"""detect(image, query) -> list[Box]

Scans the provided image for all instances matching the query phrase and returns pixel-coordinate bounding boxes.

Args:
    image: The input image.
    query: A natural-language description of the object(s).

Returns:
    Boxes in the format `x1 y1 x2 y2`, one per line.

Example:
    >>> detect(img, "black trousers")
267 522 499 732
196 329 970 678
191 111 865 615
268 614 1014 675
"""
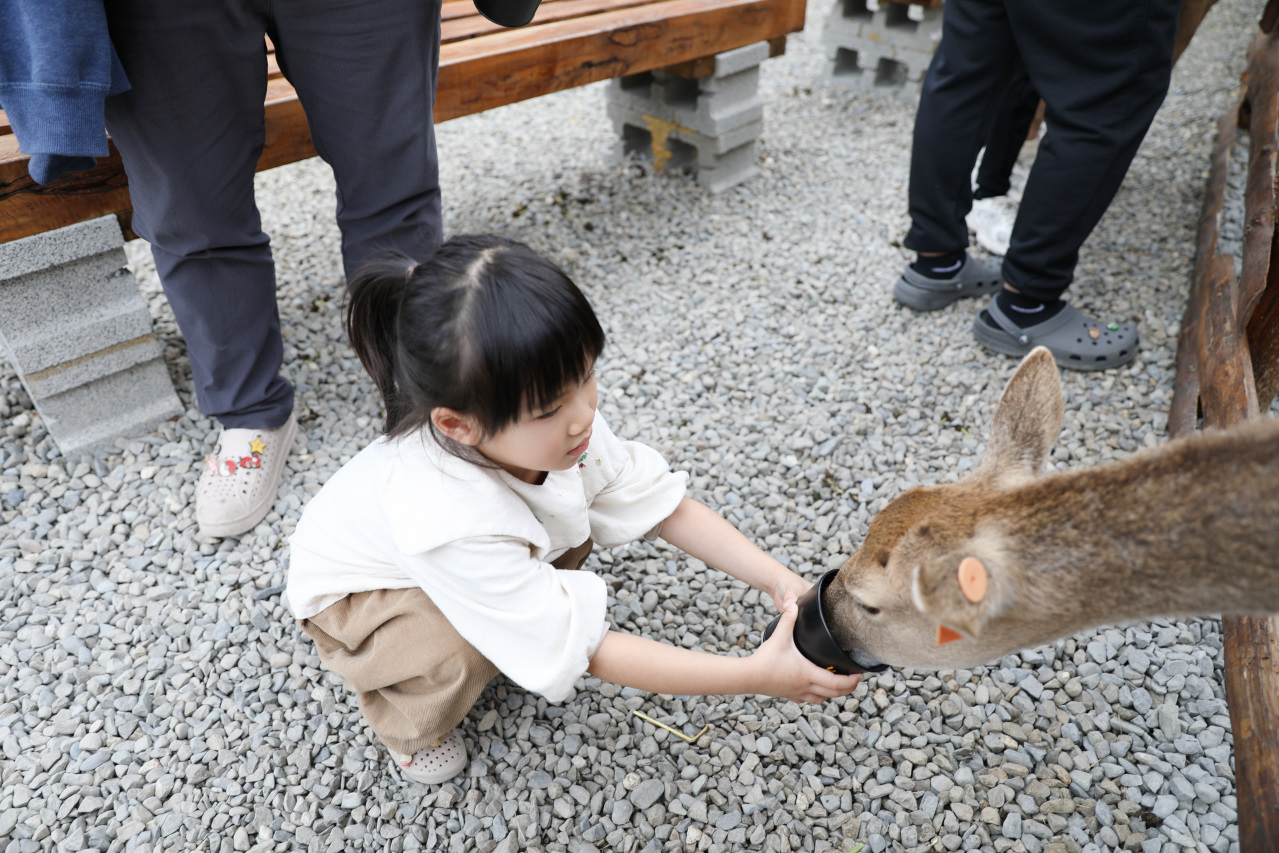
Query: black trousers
973 59 1037 201
104 0 444 428
904 0 1183 302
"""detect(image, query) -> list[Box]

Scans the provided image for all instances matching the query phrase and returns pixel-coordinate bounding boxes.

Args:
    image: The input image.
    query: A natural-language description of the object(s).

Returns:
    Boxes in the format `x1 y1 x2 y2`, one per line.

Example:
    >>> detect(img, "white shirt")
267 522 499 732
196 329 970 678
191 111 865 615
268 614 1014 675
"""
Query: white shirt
287 411 687 701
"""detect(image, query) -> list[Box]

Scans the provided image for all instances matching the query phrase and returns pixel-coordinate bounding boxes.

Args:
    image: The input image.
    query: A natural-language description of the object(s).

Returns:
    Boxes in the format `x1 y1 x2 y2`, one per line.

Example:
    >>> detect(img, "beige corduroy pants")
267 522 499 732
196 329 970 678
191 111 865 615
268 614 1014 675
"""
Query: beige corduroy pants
301 539 593 755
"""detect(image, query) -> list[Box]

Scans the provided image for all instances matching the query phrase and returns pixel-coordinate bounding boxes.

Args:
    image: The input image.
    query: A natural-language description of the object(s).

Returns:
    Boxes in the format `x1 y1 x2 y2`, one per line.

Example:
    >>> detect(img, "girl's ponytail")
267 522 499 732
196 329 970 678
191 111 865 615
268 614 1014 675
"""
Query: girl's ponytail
345 255 415 433
346 234 605 452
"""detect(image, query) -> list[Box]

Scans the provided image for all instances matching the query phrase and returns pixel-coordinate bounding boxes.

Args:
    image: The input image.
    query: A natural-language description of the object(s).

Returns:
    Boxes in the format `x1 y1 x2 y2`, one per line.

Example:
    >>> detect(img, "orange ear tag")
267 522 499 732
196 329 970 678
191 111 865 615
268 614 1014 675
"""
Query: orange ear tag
937 625 963 645
958 557 988 603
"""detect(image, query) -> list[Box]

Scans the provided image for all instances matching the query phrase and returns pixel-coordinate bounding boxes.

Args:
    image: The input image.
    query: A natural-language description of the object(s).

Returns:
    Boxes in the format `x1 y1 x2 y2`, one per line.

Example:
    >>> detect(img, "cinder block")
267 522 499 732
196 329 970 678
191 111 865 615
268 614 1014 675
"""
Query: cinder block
29 360 182 457
607 66 762 138
604 41 770 194
706 41 772 79
609 105 760 194
0 216 184 456
820 0 943 102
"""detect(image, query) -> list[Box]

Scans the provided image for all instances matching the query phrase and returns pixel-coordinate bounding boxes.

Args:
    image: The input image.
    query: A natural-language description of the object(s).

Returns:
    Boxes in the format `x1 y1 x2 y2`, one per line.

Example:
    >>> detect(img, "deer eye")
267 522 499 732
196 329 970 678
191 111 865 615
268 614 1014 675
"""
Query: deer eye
858 601 881 617
874 550 890 568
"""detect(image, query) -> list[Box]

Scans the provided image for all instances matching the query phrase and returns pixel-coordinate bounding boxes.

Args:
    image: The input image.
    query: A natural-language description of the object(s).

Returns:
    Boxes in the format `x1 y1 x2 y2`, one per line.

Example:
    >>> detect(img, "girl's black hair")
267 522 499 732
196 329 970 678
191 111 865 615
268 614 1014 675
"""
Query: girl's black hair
345 234 605 454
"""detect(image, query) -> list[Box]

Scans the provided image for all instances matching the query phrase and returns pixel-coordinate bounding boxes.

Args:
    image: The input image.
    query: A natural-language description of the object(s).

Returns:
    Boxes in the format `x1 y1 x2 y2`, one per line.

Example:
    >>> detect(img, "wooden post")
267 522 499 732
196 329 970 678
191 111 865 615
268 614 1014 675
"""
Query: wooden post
1169 25 1279 851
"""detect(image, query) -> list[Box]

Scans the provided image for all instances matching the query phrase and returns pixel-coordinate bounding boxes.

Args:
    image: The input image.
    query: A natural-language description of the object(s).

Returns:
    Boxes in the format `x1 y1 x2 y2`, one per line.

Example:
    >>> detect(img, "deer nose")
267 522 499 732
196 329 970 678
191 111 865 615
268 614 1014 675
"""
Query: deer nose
844 647 886 671
761 569 890 675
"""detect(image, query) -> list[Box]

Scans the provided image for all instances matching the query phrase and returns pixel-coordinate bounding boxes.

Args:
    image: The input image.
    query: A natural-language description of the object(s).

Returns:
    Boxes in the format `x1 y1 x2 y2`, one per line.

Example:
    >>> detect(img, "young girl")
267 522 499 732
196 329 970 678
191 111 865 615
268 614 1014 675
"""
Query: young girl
287 234 863 784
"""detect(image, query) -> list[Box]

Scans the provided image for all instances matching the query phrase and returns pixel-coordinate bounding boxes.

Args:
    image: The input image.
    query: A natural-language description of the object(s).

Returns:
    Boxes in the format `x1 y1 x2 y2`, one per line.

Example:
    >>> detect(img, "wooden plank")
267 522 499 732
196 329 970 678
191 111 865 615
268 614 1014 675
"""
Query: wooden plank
442 0 668 43
1239 29 1279 321
1170 106 1237 432
1246 247 1279 409
1171 25 1279 852
1221 615 1279 853
1196 254 1258 423
0 0 804 242
0 143 135 241
436 0 804 121
1240 29 1279 412
1264 0 1279 34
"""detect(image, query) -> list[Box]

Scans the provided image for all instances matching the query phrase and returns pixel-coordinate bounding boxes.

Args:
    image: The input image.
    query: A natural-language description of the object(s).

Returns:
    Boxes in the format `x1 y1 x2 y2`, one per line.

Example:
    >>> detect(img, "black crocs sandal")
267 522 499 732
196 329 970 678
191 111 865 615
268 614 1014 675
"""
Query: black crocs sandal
973 298 1139 371
893 254 1002 311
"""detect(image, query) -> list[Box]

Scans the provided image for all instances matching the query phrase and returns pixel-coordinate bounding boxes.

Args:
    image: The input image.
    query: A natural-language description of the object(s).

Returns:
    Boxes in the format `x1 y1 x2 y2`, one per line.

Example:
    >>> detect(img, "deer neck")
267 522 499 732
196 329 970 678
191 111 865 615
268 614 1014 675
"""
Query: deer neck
983 428 1279 636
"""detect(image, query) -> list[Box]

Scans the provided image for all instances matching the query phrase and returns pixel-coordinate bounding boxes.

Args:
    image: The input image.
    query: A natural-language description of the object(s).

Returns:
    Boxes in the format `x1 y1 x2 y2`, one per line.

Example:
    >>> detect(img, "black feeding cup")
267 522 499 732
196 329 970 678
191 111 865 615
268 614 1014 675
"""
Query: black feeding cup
473 0 543 27
762 569 889 675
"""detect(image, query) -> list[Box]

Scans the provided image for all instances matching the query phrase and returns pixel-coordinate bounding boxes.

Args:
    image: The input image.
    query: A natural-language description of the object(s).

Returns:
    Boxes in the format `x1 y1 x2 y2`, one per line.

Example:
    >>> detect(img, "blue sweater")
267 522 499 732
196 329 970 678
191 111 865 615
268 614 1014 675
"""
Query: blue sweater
0 0 130 185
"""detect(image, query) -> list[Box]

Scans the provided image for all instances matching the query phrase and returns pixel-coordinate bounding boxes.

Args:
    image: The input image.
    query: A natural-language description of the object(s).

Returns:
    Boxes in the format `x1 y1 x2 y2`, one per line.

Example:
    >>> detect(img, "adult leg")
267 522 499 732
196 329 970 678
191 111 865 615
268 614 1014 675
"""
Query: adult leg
974 59 1039 201
903 0 1020 256
103 0 293 429
270 0 444 278
893 0 1018 311
971 0 1180 370
999 0 1182 301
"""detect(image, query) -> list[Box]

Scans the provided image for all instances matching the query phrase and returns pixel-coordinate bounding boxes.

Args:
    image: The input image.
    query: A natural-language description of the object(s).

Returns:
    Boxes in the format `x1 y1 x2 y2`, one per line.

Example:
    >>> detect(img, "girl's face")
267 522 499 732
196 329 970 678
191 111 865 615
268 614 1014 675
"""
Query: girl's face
476 369 598 484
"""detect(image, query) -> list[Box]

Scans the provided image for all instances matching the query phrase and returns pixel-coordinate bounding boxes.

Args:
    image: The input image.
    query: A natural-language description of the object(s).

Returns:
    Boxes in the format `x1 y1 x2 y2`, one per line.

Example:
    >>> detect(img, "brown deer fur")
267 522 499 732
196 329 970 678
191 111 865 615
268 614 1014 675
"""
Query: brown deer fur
823 347 1279 669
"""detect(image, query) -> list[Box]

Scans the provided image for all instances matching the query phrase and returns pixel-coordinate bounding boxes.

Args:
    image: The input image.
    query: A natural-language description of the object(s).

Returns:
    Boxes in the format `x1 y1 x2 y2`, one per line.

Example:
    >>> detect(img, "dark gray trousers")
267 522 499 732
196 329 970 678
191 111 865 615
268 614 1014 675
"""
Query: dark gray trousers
104 0 444 428
904 0 1182 302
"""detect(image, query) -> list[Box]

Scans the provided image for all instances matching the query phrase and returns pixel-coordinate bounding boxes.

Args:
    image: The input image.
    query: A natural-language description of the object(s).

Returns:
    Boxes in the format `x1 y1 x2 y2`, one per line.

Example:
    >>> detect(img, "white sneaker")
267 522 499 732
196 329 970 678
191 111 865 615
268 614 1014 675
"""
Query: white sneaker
390 729 468 784
196 413 296 539
965 196 1016 257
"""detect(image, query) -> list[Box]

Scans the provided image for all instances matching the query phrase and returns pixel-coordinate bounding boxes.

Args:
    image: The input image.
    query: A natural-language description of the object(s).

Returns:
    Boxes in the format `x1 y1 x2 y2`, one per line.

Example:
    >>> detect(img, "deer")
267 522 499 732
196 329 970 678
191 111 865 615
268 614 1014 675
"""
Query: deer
822 346 1279 670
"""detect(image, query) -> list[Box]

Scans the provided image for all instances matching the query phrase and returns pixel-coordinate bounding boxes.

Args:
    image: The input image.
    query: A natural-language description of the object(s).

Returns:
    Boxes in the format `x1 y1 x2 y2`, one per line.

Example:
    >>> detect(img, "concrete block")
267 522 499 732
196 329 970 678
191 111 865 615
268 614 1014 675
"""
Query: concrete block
604 41 770 194
708 41 772 79
0 216 183 456
28 360 182 458
609 106 760 194
607 66 762 138
826 0 944 44
820 0 943 102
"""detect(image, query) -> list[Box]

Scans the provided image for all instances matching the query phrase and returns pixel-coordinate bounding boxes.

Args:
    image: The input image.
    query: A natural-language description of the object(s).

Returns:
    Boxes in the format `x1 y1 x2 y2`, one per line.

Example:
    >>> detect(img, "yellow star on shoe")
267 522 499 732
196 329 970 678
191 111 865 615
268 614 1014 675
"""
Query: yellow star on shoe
250 437 266 454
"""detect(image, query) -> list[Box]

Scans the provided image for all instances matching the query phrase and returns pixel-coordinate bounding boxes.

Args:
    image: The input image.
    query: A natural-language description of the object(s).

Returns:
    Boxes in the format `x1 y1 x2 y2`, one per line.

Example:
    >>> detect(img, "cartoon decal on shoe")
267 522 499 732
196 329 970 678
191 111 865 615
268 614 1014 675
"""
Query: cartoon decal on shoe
205 435 268 477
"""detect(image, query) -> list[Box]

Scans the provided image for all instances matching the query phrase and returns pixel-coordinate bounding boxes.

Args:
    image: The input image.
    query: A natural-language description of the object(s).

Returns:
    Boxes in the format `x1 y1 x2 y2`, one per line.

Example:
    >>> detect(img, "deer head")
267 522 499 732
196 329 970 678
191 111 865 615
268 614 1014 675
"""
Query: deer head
822 346 1279 669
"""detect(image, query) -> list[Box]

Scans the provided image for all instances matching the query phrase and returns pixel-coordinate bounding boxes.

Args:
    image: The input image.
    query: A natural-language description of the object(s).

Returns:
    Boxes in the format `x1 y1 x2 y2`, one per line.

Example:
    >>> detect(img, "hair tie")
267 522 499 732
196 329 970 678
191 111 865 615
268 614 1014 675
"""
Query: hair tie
405 262 420 282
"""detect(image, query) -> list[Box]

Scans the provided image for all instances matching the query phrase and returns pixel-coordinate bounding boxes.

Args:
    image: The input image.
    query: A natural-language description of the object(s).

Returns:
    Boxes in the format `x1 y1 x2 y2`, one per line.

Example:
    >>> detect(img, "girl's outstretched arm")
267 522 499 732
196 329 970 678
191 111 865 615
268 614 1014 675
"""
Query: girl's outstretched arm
587 604 861 705
657 497 813 611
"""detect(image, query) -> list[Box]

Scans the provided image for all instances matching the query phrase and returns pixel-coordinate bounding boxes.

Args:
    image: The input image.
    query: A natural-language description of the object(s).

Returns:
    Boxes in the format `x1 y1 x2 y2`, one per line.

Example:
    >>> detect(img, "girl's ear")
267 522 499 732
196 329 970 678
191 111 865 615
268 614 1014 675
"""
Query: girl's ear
431 408 483 446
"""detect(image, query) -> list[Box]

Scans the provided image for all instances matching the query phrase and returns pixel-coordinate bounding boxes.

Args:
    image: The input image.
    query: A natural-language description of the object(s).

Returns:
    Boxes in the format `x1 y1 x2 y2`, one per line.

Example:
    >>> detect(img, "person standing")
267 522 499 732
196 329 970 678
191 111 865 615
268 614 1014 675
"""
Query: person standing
893 0 1183 371
103 0 445 537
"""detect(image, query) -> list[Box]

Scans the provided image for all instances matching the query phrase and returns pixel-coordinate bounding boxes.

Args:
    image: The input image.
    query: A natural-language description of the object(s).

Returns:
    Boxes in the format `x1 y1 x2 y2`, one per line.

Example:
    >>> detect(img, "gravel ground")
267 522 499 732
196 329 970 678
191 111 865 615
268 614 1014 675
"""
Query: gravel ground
0 1 1267 851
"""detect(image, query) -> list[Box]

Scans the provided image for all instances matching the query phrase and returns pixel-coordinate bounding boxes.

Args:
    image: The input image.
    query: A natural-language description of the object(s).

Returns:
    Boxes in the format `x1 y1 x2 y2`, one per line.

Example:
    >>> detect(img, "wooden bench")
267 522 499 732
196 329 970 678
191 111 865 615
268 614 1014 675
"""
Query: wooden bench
0 0 805 455
1169 5 1279 848
0 0 803 242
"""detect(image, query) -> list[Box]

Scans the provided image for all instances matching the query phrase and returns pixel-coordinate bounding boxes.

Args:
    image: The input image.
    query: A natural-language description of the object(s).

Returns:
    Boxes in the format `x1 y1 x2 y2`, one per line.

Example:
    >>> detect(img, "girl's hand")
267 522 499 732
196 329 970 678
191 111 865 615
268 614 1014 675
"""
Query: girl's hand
770 570 815 614
751 603 863 704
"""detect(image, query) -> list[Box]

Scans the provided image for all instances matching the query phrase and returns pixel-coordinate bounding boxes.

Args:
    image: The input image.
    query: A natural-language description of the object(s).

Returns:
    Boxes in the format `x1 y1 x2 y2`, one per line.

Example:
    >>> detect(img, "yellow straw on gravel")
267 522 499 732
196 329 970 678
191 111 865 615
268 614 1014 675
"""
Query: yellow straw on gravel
631 710 708 743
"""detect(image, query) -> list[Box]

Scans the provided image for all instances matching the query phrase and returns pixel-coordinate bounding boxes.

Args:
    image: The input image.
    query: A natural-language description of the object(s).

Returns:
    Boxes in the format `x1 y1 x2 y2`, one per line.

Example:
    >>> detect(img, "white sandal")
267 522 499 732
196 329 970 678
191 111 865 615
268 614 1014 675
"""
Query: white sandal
389 729 468 784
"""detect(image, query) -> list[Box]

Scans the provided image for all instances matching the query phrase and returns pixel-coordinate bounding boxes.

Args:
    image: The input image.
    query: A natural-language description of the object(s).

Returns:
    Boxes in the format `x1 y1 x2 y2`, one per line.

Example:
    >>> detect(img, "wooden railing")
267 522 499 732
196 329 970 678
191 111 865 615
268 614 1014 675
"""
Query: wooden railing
1169 11 1279 851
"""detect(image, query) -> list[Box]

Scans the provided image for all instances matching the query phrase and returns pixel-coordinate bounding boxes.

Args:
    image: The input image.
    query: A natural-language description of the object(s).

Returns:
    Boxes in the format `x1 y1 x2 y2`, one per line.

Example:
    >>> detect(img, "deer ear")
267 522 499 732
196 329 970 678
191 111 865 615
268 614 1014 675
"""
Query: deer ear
977 347 1065 489
911 554 1006 640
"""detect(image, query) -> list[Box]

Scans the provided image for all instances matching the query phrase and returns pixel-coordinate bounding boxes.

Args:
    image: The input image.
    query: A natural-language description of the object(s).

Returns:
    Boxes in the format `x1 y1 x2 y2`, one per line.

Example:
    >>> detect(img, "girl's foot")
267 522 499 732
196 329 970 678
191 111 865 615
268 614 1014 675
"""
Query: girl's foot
389 729 468 784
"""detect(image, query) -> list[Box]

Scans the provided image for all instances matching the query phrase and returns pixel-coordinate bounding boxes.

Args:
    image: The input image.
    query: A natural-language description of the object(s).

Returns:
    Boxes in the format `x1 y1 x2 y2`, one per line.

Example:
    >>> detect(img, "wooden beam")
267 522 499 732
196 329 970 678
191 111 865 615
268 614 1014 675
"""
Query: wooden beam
441 0 668 42
0 0 805 244
434 0 806 121
1171 26 1279 851
0 141 135 242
